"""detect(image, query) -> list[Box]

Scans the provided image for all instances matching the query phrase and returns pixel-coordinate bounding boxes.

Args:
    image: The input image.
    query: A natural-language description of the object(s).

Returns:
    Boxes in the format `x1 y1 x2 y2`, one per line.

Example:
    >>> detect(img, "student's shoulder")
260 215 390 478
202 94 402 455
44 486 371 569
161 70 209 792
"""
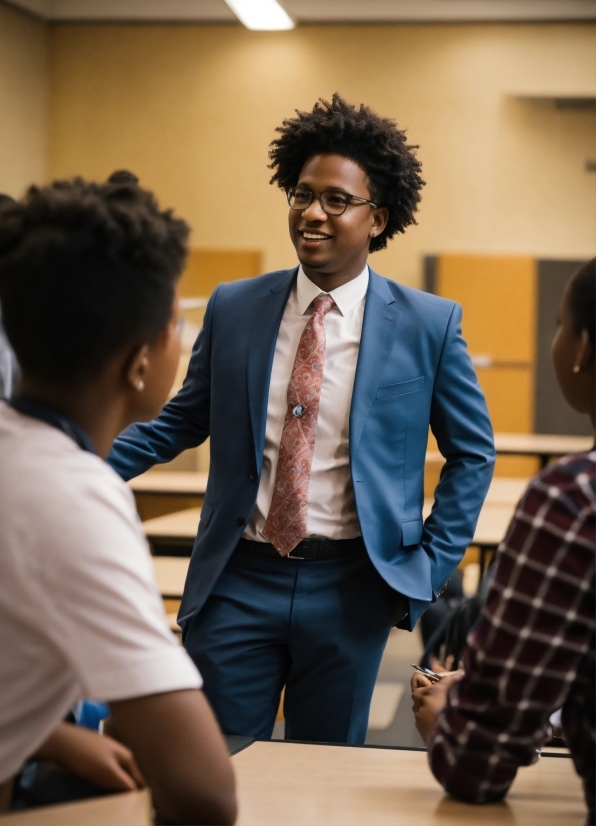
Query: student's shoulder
0 406 138 541
515 451 596 546
533 450 596 506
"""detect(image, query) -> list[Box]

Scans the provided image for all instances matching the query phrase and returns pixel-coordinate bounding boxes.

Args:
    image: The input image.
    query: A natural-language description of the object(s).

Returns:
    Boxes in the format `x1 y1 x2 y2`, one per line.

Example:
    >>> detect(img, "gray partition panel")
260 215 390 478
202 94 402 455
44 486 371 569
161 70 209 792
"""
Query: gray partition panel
423 256 437 294
535 259 592 436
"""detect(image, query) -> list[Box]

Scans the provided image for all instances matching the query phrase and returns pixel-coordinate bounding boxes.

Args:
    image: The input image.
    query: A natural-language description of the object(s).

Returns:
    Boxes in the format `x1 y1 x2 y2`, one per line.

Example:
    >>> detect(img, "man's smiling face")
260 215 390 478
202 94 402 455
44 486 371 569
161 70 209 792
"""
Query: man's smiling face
288 154 388 290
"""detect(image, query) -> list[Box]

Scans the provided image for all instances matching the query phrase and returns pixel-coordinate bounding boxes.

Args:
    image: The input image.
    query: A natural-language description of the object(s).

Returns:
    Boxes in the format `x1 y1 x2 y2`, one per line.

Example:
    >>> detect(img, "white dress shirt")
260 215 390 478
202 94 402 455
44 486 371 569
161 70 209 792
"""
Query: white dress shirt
244 264 368 541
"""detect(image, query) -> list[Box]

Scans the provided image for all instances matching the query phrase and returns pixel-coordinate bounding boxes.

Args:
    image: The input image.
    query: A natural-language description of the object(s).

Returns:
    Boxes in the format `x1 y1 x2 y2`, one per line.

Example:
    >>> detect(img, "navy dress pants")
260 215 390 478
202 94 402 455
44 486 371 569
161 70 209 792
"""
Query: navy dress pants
183 544 397 744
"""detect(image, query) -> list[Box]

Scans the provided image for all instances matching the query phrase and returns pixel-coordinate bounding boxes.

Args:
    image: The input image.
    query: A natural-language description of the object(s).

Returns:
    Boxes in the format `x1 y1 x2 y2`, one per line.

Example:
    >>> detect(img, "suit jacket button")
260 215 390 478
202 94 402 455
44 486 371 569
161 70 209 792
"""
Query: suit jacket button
249 473 257 482
236 517 245 526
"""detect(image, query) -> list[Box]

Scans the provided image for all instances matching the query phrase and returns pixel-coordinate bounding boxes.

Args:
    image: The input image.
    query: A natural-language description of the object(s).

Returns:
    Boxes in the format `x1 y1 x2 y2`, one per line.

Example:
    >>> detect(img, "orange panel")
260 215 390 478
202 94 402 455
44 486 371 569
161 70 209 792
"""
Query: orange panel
436 254 538 476
477 366 536 478
427 365 537 478
180 249 263 297
475 366 534 432
437 255 536 364
494 455 539 478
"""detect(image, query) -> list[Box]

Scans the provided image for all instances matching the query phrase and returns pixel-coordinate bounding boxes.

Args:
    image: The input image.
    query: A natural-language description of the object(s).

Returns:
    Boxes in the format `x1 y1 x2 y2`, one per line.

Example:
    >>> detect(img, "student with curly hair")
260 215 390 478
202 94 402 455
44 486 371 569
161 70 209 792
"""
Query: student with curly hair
109 95 495 743
0 174 236 823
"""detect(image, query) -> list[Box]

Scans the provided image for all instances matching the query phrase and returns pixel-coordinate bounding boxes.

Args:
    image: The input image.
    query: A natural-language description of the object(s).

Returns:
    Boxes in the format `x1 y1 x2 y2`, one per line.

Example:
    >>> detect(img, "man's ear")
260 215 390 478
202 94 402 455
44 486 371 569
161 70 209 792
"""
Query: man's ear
372 207 389 236
126 344 150 393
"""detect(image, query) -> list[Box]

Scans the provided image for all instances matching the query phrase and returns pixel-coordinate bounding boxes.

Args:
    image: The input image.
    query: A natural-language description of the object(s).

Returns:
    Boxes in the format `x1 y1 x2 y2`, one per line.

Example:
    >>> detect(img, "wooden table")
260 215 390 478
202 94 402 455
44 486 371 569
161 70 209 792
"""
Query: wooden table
128 471 207 523
147 500 513 594
483 477 527 505
428 434 592 473
128 470 208 496
3 743 579 826
0 790 151 825
424 499 514 544
423 499 515 580
153 555 190 599
143 506 202 554
146 501 514 553
232 741 584 825
494 432 592 468
468 502 515 548
133 468 540 513
425 458 529 505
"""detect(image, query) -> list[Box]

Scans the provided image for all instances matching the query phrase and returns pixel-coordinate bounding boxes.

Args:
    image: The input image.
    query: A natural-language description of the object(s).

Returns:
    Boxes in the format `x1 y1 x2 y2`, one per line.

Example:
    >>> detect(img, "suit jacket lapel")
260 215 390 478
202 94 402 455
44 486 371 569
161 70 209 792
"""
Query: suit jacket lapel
246 268 297 474
350 270 402 457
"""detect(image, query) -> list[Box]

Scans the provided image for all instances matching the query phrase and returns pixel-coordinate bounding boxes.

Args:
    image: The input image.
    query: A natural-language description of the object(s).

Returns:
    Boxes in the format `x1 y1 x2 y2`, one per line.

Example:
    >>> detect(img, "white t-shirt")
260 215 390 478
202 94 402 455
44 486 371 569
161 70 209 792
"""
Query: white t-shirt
0 403 201 784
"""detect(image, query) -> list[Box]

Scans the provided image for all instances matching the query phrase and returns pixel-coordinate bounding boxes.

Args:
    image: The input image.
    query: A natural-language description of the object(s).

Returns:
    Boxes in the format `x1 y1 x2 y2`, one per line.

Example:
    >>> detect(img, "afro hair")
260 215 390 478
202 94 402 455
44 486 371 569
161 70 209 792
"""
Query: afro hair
268 93 425 252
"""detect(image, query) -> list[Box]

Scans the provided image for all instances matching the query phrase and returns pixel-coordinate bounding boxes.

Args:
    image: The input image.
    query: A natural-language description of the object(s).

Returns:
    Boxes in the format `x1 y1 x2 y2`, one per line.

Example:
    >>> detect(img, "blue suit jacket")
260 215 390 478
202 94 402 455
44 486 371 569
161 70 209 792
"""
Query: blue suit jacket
109 268 495 630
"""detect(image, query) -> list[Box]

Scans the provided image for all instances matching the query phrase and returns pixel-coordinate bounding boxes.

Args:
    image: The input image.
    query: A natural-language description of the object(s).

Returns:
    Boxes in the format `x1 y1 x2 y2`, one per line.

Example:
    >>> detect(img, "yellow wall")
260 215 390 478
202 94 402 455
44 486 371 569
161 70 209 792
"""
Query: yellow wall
0 4 49 197
48 22 595 287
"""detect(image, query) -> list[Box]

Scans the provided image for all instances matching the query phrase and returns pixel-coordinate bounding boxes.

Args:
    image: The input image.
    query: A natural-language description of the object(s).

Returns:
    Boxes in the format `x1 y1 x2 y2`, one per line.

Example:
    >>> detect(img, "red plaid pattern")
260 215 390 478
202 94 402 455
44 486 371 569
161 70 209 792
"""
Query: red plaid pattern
428 450 595 821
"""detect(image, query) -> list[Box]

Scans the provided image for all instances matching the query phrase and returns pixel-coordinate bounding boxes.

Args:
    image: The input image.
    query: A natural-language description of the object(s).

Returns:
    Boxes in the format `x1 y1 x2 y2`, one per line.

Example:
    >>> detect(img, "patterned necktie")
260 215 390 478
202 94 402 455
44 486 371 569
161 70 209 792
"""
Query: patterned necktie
263 293 335 556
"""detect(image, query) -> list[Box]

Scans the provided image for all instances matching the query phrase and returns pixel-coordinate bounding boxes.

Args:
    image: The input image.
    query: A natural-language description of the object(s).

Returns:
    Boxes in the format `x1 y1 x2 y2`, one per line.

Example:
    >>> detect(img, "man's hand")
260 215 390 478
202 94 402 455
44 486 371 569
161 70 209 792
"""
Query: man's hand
34 722 145 792
411 671 464 744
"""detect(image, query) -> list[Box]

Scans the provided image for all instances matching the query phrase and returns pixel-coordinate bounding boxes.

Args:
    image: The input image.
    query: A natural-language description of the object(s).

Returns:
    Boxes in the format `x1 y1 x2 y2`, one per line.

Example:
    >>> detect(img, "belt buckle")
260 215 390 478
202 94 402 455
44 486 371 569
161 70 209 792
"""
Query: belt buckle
287 550 306 560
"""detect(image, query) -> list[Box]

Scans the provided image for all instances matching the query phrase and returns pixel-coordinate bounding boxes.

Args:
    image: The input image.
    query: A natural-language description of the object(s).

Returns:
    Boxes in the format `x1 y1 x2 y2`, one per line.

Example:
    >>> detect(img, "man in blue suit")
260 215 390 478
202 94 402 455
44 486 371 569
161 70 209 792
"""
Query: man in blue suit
109 94 495 744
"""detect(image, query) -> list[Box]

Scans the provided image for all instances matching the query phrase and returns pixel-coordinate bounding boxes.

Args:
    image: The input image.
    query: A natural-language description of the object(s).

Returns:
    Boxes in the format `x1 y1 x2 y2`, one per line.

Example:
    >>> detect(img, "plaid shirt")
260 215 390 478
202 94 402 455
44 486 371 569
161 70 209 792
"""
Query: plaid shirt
428 451 595 821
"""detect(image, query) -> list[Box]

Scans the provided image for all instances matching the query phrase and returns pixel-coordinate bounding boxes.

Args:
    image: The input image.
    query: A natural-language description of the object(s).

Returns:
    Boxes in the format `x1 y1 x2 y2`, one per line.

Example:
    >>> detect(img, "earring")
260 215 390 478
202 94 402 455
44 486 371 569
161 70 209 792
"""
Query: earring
137 379 145 391
573 365 581 374
371 231 377 238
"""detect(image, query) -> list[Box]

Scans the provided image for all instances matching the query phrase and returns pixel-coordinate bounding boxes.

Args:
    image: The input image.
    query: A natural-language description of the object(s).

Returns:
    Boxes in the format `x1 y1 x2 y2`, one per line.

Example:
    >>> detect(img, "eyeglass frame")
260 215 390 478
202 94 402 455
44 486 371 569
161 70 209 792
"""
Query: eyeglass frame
286 186 378 216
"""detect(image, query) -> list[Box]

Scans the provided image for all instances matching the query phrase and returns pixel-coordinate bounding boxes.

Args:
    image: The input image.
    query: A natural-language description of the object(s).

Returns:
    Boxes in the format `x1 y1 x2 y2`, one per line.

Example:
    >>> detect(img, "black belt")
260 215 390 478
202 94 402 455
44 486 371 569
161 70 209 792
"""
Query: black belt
237 536 365 560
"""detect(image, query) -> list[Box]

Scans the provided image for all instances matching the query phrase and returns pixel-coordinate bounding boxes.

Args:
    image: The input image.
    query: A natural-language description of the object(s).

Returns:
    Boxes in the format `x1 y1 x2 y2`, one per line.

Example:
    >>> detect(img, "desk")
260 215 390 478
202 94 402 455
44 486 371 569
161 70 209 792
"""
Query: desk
146 500 514 576
128 470 208 496
424 500 514 580
423 501 514 547
483 477 527 505
143 506 201 554
468 502 515 548
147 502 514 553
129 471 207 523
132 469 525 504
153 556 190 599
232 741 584 825
148 502 512 596
425 455 530 500
494 433 592 468
0 790 151 825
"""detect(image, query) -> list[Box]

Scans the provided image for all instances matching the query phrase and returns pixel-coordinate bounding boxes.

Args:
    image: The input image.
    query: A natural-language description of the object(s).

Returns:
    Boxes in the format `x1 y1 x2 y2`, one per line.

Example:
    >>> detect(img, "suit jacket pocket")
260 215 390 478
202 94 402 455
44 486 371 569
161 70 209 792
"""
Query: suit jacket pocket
401 518 423 547
376 376 424 400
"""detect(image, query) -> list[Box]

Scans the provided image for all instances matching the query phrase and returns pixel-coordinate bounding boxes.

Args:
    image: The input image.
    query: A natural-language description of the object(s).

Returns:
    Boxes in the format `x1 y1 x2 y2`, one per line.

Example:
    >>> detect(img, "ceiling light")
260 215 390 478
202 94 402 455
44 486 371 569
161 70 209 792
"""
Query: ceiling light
224 0 295 30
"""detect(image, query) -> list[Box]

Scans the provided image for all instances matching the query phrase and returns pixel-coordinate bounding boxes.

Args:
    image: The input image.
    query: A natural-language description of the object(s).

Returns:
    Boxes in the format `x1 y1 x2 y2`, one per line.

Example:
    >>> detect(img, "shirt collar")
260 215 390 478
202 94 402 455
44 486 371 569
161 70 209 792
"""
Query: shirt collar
8 396 98 454
296 264 369 317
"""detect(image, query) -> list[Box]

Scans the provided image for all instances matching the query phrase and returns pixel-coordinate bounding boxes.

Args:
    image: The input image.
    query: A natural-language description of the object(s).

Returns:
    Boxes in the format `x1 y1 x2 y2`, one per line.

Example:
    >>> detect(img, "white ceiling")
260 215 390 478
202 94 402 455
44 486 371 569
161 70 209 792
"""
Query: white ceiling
5 0 596 23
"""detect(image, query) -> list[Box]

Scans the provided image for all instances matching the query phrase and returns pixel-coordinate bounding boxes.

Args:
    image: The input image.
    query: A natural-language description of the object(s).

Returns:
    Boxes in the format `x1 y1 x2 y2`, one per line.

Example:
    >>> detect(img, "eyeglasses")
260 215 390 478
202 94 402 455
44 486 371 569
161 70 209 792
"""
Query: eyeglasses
287 187 377 216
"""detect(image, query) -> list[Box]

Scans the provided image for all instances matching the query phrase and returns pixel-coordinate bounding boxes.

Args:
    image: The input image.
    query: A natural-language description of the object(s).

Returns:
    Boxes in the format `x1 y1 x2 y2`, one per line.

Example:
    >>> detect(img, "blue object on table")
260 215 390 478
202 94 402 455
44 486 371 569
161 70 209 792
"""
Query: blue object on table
74 700 109 731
